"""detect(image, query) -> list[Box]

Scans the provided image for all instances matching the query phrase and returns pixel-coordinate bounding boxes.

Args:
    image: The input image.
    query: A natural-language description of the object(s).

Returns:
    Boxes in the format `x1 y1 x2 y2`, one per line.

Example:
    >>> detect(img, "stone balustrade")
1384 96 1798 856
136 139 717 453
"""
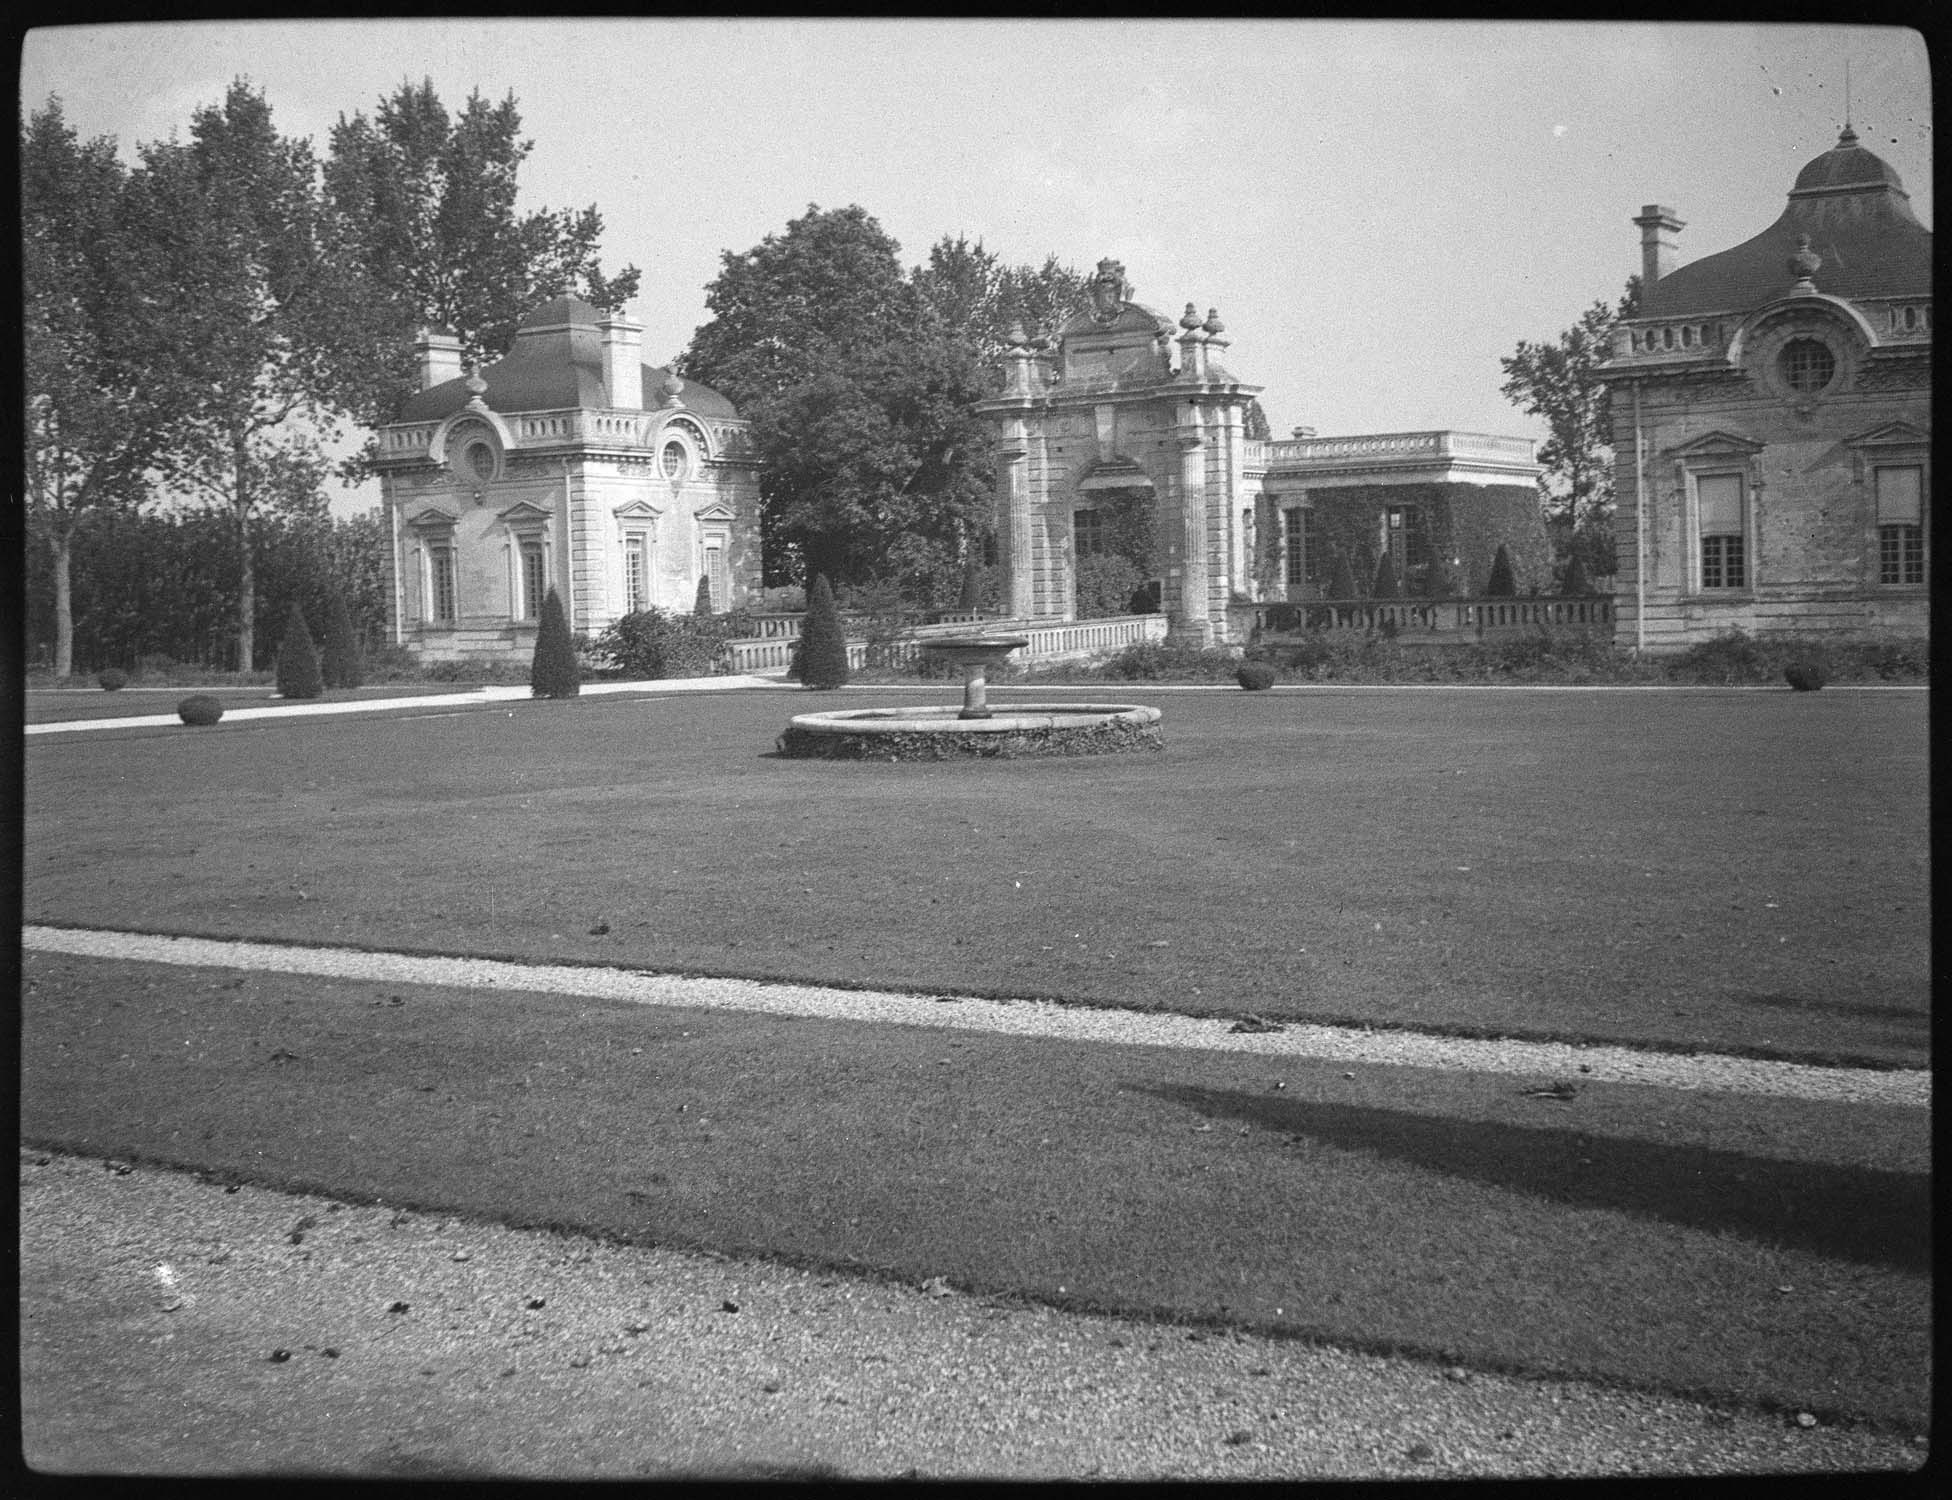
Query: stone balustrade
1242 594 1613 639
1615 319 1728 358
720 612 1166 674
1264 431 1537 467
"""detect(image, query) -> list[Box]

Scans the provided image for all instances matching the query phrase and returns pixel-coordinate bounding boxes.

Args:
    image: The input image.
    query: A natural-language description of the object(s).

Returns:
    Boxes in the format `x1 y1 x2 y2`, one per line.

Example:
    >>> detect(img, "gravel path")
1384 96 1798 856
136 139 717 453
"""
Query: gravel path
19 1150 1927 1480
22 925 1930 1108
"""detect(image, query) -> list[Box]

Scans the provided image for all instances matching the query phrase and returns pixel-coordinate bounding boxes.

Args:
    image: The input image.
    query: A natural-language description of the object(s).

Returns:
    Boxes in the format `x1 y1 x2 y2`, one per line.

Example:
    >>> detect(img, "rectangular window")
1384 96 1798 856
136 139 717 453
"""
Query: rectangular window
1075 508 1106 559
429 545 457 624
705 544 729 612
519 540 546 621
1696 472 1746 590
624 535 649 611
1876 466 1924 585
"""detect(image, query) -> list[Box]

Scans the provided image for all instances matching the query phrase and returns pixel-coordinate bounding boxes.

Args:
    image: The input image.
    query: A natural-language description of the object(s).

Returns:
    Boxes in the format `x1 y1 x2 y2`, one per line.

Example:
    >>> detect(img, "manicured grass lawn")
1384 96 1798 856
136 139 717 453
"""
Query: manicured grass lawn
20 950 1929 1429
23 687 1930 1067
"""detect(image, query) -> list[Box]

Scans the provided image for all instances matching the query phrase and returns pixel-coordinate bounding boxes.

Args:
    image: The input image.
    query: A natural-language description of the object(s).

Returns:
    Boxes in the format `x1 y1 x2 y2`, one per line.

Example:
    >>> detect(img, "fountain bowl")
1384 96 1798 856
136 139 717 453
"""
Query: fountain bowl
777 703 1163 761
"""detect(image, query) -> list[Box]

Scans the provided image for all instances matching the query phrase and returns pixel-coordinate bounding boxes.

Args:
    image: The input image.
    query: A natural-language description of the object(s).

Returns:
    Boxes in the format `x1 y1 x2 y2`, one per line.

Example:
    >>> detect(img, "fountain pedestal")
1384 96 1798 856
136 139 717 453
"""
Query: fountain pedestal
920 635 1031 719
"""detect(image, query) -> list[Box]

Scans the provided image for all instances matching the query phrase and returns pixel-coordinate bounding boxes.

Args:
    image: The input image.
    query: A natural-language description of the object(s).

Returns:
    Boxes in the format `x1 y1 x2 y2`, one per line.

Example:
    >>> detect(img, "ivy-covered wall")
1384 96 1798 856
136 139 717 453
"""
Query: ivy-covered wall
1292 482 1551 599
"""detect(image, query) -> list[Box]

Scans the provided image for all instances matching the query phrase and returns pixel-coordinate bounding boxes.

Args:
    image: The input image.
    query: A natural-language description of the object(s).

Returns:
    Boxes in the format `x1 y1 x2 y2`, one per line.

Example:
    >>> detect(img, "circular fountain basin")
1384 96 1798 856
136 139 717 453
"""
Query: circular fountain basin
778 703 1163 760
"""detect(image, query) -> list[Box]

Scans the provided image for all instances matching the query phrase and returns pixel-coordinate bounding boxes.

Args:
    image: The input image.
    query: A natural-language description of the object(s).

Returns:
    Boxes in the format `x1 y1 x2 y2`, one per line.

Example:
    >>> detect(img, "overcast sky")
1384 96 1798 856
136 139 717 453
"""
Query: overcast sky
23 19 1933 517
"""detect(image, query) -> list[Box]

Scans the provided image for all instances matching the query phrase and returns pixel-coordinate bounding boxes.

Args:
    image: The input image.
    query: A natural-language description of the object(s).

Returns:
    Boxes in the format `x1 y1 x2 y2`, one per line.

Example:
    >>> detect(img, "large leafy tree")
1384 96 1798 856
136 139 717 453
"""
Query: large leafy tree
323 81 641 423
683 212 1091 596
21 101 181 676
123 81 374 671
1500 278 1640 578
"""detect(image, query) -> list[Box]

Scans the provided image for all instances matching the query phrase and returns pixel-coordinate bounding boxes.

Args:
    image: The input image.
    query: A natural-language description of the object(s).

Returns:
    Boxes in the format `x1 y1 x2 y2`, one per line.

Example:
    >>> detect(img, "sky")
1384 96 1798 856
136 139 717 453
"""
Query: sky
22 19 1933 518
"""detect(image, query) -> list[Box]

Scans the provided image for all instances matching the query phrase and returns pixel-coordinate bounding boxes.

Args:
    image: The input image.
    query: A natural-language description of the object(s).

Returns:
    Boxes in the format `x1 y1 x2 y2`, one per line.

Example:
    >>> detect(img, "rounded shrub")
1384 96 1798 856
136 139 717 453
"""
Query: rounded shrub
97 669 129 691
274 602 324 700
531 586 582 698
800 573 851 690
1784 661 1827 692
1236 661 1278 691
177 694 224 726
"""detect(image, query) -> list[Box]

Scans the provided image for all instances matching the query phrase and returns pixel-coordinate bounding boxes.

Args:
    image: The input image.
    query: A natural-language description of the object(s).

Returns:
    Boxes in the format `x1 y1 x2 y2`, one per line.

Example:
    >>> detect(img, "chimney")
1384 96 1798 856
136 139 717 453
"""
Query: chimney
1633 205 1685 285
598 308 644 409
415 328 464 390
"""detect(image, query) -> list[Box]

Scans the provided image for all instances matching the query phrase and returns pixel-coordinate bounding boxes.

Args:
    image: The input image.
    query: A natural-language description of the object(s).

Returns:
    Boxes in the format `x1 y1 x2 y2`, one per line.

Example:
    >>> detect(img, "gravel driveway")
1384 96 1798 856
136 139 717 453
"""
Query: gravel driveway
20 1150 1926 1480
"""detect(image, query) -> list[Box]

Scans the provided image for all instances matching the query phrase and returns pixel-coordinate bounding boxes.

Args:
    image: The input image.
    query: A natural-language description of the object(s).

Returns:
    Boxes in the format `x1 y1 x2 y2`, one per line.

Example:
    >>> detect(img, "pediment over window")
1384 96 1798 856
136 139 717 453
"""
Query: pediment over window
497 500 554 525
1665 430 1765 460
613 499 664 521
1844 420 1929 450
407 504 460 529
692 500 738 523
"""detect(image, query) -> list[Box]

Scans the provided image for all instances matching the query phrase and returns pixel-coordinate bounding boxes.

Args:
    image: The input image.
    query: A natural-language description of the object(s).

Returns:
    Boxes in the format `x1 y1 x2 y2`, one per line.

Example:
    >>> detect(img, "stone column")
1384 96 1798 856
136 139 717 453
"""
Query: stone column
996 415 1034 620
1175 401 1210 645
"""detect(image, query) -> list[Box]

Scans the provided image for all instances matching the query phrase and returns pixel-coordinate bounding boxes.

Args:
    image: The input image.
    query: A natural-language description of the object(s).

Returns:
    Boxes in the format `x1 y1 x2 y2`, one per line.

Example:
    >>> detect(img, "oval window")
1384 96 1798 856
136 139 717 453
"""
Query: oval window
464 441 497 483
661 440 688 479
1779 338 1836 395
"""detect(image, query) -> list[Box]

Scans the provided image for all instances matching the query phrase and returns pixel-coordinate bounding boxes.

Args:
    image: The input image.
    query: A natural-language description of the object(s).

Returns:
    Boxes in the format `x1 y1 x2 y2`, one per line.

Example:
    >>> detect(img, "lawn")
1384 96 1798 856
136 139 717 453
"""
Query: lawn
20 949 1930 1429
22 686 1931 1067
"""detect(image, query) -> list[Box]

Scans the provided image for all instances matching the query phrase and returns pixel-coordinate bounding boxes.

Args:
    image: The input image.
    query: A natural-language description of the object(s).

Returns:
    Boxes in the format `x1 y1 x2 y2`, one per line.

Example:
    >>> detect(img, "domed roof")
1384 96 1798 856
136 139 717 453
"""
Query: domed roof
1637 128 1931 320
398 296 740 423
1790 126 1906 195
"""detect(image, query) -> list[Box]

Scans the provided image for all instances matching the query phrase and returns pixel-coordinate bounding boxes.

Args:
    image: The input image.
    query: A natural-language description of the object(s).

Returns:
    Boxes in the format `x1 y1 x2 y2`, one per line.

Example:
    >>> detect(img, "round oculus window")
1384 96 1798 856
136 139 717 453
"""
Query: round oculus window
1779 338 1836 396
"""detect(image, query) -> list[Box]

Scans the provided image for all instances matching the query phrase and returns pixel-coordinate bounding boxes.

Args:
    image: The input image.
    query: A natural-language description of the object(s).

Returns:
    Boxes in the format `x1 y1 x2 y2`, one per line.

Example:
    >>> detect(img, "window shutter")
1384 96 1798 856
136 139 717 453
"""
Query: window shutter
1876 466 1922 525
1697 473 1743 534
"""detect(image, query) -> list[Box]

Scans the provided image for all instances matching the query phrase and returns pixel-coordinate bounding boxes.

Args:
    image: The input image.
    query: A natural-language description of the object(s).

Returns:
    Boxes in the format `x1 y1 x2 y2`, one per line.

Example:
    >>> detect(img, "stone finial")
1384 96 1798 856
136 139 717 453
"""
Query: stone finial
1838 123 1860 149
1006 320 1030 349
1180 303 1203 332
1203 308 1225 336
661 371 686 407
1789 233 1823 287
464 370 489 409
1089 259 1131 323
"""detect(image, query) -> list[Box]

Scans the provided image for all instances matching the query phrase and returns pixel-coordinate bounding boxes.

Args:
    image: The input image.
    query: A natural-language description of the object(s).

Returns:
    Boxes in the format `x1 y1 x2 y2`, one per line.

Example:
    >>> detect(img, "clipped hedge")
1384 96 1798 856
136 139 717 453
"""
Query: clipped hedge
177 695 224 726
1236 661 1279 691
97 669 129 691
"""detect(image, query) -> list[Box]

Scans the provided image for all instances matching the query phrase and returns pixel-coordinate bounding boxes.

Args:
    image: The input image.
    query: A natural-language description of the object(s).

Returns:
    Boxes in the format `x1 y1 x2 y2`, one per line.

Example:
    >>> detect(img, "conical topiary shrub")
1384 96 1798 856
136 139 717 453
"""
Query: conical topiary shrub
693 574 714 617
1327 549 1360 601
1562 553 1593 597
1371 553 1401 599
320 593 365 689
799 573 850 690
531 586 581 698
1484 543 1518 598
275 602 324 700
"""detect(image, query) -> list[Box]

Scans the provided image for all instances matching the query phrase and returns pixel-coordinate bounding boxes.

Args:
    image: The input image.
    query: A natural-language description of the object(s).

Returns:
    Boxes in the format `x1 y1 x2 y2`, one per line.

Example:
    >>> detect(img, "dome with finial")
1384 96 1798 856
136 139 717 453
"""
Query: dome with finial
399 294 741 422
1637 126 1930 320
1791 124 1907 195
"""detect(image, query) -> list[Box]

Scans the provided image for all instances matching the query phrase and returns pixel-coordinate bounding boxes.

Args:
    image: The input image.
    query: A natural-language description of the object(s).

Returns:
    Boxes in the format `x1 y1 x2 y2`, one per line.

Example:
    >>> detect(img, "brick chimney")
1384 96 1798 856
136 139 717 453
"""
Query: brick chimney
598 308 644 409
1633 205 1685 286
415 328 464 390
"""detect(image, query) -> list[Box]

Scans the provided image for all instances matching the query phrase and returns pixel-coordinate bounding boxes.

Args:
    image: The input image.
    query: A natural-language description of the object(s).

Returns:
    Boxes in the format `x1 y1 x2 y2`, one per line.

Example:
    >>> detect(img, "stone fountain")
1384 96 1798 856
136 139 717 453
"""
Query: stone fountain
776 632 1162 760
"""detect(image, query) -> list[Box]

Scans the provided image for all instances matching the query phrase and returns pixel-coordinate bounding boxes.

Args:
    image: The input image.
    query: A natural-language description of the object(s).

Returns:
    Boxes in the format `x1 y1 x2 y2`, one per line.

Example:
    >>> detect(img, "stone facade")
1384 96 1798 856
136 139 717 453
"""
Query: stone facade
1596 129 1932 653
979 260 1544 643
373 297 761 663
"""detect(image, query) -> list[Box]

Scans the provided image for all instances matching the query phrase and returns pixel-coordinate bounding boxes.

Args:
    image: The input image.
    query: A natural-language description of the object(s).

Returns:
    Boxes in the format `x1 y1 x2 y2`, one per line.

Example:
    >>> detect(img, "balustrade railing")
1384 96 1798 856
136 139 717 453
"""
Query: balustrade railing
1242 594 1613 639
720 612 1165 674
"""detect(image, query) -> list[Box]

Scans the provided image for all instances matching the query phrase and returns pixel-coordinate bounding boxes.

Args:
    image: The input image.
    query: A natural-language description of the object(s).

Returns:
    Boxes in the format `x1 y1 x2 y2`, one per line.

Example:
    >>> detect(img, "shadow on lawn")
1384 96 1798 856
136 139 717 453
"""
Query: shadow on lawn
1134 1083 1930 1275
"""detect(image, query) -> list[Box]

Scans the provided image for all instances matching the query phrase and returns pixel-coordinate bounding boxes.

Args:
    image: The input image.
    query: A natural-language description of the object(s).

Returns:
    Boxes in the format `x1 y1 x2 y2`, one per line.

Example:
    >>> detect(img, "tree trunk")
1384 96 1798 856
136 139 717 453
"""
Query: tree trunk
233 436 254 672
51 525 75 678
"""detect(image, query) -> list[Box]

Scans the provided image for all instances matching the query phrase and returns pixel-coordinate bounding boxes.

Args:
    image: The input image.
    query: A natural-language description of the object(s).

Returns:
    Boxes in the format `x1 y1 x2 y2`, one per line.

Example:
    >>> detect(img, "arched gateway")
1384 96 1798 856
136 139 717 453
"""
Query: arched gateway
977 259 1263 645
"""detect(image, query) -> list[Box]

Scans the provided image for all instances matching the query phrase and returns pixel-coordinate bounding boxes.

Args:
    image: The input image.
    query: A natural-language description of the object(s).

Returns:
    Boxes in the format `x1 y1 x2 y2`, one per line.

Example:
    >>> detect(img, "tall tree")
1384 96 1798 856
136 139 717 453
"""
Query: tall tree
1499 278 1640 577
684 214 1092 596
680 204 918 412
21 101 176 676
126 80 370 671
323 81 641 423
